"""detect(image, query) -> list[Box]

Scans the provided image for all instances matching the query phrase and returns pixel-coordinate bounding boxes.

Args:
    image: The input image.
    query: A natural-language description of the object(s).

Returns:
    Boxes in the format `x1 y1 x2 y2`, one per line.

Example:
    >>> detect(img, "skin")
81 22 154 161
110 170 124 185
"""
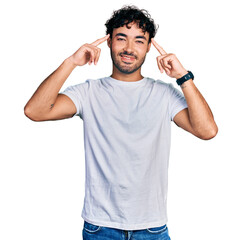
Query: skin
151 38 218 139
24 21 218 140
107 22 151 82
24 35 109 121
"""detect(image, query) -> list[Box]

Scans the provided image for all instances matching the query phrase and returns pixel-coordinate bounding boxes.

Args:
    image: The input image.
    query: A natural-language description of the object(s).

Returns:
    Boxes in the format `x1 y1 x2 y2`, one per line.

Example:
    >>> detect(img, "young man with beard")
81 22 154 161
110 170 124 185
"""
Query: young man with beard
24 5 218 240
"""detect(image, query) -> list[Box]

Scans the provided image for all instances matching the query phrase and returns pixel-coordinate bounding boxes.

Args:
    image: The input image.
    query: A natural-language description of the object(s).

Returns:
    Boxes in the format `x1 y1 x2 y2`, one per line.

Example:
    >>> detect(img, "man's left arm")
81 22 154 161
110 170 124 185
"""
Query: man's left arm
173 75 218 140
151 38 218 140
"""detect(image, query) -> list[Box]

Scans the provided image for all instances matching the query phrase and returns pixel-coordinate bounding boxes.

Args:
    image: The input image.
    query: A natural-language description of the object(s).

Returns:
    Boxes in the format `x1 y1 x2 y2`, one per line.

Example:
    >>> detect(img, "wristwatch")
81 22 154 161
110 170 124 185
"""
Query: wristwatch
176 71 194 86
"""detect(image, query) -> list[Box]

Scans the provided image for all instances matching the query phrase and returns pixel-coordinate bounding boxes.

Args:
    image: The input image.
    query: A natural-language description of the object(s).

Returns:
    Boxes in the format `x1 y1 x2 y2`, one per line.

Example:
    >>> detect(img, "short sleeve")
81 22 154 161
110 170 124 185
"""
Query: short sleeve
60 80 89 119
167 83 188 121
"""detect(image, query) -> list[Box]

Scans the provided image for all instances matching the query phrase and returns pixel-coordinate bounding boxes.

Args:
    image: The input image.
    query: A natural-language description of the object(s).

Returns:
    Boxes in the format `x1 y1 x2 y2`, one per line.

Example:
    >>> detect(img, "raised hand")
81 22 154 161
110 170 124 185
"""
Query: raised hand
151 38 188 79
69 34 110 67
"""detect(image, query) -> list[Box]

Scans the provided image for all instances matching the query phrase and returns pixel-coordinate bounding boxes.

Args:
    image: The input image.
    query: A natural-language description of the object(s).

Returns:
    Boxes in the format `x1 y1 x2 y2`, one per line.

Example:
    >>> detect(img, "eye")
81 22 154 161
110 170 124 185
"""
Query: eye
136 41 144 44
117 38 125 41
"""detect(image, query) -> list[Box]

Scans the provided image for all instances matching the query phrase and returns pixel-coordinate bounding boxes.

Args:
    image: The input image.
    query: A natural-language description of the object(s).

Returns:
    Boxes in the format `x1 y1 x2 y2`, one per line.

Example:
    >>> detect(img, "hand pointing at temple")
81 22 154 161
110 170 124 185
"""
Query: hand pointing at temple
151 38 188 79
69 34 110 67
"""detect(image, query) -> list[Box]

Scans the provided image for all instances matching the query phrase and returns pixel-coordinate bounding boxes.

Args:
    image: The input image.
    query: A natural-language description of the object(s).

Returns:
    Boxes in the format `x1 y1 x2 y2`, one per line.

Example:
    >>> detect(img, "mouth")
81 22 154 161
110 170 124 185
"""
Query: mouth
120 54 136 63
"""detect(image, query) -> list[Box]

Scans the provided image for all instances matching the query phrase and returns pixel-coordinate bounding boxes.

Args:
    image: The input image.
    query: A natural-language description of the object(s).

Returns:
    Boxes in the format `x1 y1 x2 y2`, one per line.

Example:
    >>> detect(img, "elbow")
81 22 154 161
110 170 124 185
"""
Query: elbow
197 125 218 140
24 105 42 122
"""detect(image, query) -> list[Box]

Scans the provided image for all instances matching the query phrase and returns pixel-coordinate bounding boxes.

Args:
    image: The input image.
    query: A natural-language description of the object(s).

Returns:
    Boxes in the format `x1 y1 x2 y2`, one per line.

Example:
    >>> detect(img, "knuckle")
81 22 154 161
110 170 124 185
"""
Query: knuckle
94 47 100 53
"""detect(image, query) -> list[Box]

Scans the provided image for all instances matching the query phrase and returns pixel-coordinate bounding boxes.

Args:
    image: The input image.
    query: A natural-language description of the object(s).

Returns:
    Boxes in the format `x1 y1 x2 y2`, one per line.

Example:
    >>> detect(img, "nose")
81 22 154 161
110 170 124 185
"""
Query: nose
123 40 133 53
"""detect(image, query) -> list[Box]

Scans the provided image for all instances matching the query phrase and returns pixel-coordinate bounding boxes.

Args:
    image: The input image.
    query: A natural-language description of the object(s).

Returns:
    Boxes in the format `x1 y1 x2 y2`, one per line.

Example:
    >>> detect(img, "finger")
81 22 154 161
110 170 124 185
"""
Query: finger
151 38 167 55
160 60 167 73
157 56 164 73
94 48 101 65
162 56 172 69
158 54 172 70
91 34 110 47
159 58 170 75
89 48 100 65
90 49 97 65
86 48 95 65
164 67 170 75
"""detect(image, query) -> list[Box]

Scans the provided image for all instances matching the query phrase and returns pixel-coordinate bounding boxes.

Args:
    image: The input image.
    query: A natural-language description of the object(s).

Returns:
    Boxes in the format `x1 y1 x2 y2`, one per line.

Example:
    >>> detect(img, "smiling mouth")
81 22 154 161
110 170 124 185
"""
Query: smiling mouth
120 54 136 63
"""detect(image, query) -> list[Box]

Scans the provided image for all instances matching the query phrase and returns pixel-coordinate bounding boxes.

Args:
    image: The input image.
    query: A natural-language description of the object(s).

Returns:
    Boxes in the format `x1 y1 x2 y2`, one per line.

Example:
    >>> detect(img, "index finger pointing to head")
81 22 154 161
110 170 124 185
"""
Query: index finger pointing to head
151 38 167 55
91 34 110 47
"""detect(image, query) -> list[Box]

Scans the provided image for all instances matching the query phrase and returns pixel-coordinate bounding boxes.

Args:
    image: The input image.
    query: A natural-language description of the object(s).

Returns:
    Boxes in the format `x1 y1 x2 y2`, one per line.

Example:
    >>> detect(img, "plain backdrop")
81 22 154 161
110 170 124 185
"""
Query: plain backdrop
1 0 241 239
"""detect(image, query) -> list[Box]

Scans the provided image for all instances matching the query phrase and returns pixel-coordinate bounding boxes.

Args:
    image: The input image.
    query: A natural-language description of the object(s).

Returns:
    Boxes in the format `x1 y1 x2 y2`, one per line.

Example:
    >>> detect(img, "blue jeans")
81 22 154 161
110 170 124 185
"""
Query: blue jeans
82 220 171 240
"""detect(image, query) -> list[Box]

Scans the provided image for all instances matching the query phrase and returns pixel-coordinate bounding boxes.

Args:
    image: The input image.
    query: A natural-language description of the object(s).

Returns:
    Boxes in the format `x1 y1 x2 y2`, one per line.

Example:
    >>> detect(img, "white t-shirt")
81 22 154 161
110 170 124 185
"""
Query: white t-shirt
61 76 188 230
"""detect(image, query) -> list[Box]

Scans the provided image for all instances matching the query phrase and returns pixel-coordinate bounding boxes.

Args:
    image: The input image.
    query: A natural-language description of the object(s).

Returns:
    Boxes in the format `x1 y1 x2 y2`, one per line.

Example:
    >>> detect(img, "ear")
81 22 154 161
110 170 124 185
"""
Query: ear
107 38 111 48
147 42 151 53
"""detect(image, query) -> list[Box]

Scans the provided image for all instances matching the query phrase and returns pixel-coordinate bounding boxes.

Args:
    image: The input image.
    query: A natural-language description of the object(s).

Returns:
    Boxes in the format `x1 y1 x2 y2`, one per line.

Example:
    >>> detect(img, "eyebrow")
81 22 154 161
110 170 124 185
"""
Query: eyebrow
115 33 147 41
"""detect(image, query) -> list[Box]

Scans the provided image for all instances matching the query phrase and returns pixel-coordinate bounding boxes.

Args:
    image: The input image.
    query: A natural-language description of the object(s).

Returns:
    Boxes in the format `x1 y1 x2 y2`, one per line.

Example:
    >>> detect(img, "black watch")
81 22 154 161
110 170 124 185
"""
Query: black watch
176 71 194 86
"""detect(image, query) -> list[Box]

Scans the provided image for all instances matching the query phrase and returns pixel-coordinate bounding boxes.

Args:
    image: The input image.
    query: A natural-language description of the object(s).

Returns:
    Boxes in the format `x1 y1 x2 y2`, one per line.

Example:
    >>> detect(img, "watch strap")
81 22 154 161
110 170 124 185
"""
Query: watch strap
176 71 194 86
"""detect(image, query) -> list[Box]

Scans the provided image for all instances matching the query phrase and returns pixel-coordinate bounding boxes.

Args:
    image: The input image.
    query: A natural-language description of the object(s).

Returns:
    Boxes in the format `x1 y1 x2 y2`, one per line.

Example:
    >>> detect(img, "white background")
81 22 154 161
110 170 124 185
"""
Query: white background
1 0 241 239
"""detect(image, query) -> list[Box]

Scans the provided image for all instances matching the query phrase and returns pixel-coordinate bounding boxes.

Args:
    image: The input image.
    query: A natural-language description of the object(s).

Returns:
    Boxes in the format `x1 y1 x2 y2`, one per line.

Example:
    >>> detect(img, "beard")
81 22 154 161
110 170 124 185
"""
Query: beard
110 48 146 75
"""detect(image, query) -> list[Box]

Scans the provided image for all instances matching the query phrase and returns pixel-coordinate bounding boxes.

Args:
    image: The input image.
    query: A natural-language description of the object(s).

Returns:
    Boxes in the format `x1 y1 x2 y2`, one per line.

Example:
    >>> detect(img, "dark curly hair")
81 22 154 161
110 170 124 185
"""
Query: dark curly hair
105 5 158 43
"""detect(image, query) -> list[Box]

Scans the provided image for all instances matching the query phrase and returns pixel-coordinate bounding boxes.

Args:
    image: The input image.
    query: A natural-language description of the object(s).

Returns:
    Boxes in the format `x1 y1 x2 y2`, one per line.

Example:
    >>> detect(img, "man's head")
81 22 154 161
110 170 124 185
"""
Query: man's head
105 5 158 43
105 6 158 75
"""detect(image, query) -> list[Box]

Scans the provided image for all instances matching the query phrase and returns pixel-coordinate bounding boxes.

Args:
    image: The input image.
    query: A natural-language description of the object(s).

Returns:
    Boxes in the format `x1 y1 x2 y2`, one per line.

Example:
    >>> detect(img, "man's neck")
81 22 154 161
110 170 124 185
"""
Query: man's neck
110 69 144 82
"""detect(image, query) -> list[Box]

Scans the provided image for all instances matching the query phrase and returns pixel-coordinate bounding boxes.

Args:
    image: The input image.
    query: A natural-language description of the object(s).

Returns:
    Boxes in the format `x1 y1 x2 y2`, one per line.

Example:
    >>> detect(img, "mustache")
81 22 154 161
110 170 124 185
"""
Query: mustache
119 51 137 59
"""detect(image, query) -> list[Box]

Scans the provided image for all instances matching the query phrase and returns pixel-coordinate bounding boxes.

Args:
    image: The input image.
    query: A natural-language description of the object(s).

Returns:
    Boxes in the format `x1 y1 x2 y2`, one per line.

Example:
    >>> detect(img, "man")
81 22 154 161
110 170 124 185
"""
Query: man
24 5 218 240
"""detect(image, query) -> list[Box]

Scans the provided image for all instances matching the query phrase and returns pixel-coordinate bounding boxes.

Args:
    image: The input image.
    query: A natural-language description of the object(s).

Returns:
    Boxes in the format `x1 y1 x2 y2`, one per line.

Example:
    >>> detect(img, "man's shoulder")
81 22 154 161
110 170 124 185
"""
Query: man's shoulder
84 76 107 84
146 77 171 88
67 77 102 87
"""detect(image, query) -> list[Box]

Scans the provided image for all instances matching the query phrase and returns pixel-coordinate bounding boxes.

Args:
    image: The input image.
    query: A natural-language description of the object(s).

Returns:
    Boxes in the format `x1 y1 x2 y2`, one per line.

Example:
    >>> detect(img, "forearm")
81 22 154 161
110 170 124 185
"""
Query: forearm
180 79 218 138
24 57 76 118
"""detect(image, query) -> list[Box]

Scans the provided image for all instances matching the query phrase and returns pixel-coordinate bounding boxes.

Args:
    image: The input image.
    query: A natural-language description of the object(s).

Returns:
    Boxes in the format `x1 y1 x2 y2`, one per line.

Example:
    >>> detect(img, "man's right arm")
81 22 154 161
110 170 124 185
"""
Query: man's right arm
24 58 77 121
24 34 110 121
